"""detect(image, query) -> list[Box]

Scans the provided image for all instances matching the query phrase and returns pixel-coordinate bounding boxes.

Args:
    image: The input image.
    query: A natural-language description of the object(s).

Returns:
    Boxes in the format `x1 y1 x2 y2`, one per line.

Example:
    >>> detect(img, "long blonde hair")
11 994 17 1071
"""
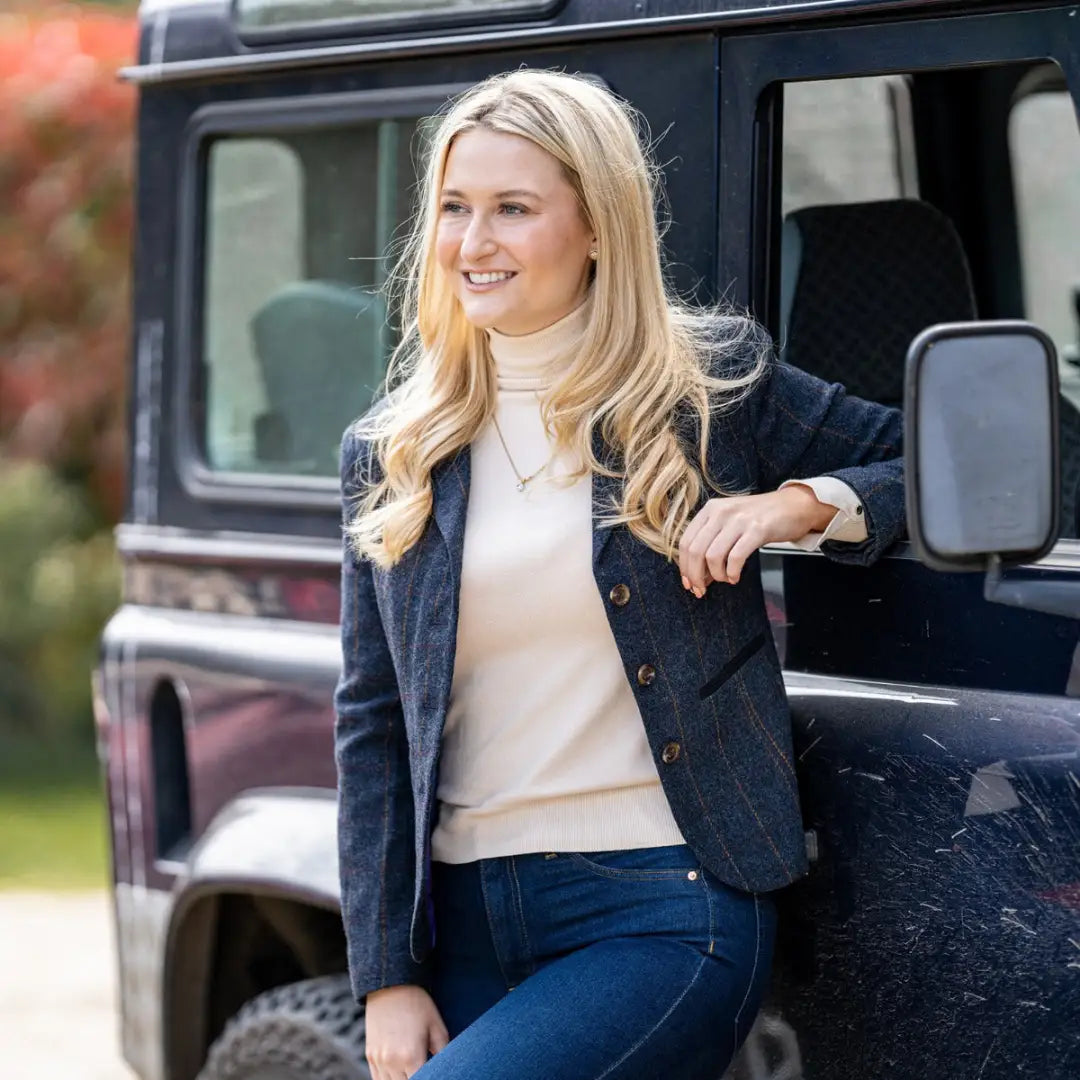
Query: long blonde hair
347 69 766 568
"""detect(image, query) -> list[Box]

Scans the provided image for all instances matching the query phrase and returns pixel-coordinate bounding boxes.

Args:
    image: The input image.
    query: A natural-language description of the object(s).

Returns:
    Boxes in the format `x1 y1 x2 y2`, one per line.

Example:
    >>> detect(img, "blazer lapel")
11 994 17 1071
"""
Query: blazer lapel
591 425 623 568
431 444 471 584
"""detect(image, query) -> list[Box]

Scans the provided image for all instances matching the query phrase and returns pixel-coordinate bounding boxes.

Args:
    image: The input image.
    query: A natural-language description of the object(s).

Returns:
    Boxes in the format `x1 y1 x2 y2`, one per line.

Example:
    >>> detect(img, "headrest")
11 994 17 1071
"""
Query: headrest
780 199 977 404
251 280 384 474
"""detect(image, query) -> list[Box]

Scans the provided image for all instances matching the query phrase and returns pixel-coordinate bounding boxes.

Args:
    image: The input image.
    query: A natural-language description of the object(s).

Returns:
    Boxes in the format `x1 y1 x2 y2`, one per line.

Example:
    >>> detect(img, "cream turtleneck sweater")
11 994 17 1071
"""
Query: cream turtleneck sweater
430 299 686 863
429 299 865 864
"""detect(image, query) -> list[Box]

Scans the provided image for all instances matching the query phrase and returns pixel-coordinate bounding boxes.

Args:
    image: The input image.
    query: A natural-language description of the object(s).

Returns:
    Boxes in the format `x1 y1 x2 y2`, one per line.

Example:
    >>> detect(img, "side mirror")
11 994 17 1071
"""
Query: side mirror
905 320 1079 619
905 320 1059 572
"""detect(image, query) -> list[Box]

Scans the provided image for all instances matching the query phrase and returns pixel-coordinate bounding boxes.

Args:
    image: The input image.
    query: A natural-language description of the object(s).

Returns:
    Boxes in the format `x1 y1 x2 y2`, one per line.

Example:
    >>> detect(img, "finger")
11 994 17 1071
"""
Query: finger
724 531 763 585
705 521 747 585
678 502 713 585
682 505 726 592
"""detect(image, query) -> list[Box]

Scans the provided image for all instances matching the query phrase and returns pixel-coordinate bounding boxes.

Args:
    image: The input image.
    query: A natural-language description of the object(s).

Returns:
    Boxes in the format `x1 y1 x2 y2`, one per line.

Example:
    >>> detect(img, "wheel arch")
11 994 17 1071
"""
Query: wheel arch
162 789 348 1080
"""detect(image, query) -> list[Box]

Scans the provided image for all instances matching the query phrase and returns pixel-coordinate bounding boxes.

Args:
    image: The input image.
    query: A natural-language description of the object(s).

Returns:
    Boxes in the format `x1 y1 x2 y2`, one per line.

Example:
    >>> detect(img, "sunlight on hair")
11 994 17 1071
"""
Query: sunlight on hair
344 69 769 567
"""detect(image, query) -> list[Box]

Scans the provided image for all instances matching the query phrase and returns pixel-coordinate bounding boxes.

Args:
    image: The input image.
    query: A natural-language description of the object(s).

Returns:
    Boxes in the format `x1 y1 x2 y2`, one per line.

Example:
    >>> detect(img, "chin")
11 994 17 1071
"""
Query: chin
459 299 511 330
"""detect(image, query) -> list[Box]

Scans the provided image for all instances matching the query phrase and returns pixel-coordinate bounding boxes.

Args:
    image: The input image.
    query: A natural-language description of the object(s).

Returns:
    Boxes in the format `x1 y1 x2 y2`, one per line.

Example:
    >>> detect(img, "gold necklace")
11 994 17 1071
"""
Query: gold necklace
491 415 554 491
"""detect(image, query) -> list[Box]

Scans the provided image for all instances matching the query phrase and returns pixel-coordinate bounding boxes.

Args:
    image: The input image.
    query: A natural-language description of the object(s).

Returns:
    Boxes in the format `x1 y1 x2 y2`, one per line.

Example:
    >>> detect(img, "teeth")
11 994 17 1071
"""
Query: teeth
467 271 513 284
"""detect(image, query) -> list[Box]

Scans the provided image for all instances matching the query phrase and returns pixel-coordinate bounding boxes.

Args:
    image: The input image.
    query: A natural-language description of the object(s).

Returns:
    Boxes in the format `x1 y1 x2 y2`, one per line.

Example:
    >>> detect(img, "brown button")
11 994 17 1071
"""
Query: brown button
609 583 631 607
661 741 681 764
637 663 656 687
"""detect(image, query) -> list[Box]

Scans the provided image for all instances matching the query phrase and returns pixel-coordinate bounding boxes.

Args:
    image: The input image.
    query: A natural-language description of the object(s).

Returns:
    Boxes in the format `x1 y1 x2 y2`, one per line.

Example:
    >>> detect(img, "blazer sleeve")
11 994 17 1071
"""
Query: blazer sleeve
730 320 906 566
335 427 430 1000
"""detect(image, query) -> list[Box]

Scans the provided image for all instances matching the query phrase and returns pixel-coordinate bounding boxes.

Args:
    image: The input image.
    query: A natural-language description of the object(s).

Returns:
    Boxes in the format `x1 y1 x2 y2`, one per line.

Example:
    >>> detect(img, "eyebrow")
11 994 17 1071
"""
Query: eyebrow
440 188 542 200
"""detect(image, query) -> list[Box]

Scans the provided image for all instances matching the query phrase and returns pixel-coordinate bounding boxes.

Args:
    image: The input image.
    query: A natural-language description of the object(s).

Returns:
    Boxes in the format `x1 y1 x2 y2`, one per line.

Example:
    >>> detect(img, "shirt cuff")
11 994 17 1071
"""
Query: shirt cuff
780 477 868 549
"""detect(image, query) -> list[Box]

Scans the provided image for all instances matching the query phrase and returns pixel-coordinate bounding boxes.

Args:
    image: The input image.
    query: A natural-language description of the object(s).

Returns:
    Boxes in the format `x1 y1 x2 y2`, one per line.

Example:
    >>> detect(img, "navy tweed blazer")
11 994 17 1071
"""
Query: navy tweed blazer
334 320 905 1001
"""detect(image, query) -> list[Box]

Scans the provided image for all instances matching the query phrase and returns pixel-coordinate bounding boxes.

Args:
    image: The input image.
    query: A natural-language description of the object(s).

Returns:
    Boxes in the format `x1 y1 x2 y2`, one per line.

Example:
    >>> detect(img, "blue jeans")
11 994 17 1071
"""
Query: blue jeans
415 844 776 1079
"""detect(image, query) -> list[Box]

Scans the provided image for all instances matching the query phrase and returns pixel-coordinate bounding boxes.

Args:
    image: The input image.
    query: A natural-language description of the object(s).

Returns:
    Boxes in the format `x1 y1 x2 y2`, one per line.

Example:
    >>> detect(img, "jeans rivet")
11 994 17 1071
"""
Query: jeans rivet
687 870 699 881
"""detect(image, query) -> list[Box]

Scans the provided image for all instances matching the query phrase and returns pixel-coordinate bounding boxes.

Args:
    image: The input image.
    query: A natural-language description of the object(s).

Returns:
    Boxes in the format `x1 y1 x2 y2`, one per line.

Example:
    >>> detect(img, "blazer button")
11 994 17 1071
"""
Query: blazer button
609 583 631 607
661 741 681 764
637 663 656 686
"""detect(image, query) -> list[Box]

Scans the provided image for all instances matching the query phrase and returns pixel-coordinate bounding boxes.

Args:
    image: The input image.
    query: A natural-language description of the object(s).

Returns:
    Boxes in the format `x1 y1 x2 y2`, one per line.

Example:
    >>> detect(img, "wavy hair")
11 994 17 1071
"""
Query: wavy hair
346 69 767 567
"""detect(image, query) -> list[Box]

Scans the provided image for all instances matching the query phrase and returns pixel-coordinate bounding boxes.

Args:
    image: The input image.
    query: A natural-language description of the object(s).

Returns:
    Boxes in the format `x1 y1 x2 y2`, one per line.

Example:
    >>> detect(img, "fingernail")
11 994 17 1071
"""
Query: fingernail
681 576 690 590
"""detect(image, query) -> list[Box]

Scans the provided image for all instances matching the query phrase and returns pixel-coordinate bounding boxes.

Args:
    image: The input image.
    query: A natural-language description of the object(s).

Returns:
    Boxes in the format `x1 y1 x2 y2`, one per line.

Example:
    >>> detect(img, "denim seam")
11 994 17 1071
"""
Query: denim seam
732 894 762 1046
507 856 536 976
592 953 709 1080
477 862 514 991
704 869 715 955
567 854 698 881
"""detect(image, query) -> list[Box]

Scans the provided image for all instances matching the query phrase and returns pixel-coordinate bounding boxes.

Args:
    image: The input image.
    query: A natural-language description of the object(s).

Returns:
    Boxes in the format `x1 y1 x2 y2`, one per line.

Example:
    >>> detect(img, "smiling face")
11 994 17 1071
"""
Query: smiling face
435 127 596 337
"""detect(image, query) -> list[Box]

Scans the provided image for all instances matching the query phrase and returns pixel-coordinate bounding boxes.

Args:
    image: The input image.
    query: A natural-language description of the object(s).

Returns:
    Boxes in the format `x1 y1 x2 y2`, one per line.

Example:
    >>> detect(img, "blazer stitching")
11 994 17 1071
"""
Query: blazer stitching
399 542 422 710
358 559 391 983
613 531 746 886
682 591 795 873
702 600 797 782
417 556 451 756
775 399 897 453
677 595 757 890
592 953 709 1080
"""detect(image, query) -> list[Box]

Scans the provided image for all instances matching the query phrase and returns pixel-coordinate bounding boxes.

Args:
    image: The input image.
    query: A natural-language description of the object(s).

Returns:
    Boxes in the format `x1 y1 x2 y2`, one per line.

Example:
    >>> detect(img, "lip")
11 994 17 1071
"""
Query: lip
461 270 517 293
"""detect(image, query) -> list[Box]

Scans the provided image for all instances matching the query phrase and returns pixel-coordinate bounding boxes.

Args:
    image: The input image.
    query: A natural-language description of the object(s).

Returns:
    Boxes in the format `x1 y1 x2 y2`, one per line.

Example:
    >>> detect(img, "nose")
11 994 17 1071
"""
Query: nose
460 212 497 263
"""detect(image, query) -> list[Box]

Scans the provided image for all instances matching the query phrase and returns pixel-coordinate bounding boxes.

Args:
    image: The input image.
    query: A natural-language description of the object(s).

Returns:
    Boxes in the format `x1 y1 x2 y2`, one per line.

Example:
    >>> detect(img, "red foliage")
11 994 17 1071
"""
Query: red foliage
0 6 137 524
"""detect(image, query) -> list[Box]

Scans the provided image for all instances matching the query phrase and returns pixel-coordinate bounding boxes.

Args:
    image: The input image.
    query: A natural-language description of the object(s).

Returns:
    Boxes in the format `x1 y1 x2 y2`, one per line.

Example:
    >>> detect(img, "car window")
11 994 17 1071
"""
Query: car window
783 75 915 215
1009 87 1080 412
199 116 420 480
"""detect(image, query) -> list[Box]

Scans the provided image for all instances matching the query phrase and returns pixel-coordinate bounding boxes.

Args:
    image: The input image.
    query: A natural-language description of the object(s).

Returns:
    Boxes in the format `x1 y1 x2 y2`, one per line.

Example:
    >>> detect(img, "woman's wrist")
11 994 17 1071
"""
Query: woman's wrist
779 482 837 537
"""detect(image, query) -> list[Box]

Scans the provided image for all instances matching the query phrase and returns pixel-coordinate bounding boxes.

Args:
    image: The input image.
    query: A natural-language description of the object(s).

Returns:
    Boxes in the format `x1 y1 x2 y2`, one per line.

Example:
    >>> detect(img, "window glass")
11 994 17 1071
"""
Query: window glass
235 0 546 31
1010 89 1080 407
201 117 420 478
782 76 914 216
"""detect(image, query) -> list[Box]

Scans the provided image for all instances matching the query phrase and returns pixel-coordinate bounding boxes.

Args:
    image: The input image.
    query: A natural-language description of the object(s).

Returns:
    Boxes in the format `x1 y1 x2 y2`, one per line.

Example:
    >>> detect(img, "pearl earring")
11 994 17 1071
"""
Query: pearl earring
588 248 598 260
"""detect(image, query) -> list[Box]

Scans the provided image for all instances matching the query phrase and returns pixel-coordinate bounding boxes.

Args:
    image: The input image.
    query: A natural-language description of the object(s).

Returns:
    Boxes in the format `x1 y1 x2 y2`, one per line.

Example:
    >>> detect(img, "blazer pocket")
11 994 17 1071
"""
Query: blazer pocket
699 632 768 700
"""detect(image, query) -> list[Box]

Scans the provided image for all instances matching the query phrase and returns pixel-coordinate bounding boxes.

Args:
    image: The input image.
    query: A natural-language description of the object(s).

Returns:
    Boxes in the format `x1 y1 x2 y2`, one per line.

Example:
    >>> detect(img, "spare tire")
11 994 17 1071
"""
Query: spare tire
197 974 369 1080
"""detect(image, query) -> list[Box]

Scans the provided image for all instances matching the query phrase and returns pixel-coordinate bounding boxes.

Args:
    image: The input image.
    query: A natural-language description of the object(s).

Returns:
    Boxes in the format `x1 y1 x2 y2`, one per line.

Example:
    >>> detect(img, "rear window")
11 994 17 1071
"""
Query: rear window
194 112 422 482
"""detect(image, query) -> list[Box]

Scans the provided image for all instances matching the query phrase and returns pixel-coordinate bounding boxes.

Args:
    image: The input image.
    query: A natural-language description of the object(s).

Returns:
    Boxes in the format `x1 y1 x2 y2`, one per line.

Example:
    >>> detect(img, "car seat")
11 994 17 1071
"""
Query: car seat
251 280 386 476
779 198 1080 535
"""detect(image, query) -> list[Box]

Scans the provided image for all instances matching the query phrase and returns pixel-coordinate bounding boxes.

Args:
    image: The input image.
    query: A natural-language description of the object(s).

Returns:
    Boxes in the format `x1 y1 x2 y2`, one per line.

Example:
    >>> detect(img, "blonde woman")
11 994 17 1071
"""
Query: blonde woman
335 70 903 1080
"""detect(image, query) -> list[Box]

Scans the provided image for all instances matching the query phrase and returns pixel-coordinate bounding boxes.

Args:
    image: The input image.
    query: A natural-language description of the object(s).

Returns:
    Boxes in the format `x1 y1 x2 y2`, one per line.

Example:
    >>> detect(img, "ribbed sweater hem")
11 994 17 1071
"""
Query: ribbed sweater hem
430 782 686 864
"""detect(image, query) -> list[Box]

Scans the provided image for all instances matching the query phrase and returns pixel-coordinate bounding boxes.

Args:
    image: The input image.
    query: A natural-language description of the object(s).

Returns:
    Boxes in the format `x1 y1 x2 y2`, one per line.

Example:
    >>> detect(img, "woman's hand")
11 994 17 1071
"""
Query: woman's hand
678 485 835 594
365 984 450 1080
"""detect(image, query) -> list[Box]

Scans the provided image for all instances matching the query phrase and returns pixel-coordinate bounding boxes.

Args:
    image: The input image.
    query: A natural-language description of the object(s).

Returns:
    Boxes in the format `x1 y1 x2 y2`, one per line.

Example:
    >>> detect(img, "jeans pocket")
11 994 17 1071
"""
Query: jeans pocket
567 844 704 881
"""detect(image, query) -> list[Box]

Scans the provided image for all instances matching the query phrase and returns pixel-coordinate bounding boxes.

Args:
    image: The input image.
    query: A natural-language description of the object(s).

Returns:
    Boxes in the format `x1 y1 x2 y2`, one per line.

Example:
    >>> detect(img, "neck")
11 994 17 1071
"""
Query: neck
486 295 592 391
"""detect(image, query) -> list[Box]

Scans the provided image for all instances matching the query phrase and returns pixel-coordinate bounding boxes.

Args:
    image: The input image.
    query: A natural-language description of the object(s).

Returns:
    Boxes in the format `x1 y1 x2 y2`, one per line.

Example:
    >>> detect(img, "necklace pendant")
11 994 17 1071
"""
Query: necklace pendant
516 480 526 492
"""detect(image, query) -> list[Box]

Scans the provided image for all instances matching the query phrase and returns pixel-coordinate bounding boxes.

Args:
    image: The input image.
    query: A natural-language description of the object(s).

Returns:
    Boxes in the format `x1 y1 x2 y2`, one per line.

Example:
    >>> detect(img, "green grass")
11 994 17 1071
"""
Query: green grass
0 739 110 891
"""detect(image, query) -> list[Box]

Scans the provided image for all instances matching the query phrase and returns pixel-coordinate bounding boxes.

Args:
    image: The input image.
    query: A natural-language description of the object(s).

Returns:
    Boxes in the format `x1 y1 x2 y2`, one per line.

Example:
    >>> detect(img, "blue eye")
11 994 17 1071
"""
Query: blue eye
501 203 527 215
440 201 466 214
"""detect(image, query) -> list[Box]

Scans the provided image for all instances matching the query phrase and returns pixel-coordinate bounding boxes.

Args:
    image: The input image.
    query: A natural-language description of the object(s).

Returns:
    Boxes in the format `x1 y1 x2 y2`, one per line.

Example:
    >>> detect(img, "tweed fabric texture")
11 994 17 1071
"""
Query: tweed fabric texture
334 319 905 1001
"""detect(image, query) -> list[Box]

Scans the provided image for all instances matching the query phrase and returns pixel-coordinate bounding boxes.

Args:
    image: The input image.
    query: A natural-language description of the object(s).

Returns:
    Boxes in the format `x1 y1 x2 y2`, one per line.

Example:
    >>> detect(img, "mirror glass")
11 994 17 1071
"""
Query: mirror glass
914 329 1056 562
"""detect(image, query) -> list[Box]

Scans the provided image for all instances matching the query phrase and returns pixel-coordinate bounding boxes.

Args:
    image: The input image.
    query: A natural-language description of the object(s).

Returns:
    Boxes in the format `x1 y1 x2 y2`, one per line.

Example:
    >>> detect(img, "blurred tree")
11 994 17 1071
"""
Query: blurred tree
0 4 136 525
0 4 135 740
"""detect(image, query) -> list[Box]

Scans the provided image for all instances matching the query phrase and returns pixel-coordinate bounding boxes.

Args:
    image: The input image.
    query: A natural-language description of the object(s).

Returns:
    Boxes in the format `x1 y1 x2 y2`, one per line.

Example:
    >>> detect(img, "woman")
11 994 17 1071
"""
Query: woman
336 69 904 1080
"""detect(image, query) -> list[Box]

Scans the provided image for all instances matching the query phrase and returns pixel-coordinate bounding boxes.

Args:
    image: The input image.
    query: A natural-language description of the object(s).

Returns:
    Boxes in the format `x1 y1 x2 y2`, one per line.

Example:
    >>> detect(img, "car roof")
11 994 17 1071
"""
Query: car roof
126 0 973 85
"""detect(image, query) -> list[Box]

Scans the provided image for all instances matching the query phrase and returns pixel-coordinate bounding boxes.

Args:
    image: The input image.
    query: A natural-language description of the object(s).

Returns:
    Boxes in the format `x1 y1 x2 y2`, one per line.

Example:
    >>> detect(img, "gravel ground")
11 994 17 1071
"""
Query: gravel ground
0 891 134 1080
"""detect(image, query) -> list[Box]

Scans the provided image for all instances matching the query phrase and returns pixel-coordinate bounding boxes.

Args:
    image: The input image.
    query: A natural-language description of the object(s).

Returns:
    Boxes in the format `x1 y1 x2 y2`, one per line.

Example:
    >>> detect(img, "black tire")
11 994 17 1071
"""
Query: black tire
197 974 370 1080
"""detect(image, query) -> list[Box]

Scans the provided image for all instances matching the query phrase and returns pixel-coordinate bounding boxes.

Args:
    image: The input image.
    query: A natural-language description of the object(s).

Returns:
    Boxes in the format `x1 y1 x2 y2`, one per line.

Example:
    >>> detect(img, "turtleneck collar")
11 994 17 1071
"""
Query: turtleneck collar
486 293 592 391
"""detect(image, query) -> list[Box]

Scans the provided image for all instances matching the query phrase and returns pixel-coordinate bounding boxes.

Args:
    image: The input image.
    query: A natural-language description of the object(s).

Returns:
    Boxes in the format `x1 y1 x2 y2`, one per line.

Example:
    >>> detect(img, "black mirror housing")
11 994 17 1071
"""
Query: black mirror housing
904 320 1060 573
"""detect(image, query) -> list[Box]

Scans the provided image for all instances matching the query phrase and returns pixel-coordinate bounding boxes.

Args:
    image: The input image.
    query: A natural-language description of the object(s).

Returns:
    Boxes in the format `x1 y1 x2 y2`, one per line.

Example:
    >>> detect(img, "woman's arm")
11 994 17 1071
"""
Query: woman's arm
335 428 429 1000
680 321 904 592
746 346 904 566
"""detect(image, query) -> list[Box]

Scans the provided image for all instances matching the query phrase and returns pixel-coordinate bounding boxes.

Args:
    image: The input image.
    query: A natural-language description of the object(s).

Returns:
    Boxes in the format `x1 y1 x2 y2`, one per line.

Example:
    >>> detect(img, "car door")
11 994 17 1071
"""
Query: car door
719 7 1080 1077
